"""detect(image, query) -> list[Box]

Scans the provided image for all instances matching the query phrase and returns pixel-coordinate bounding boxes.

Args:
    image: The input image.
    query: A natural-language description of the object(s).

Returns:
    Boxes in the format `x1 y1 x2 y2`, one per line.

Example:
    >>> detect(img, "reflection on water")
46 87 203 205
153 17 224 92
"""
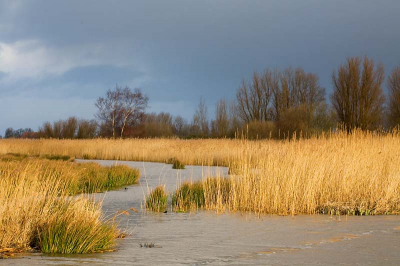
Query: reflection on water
2 160 400 266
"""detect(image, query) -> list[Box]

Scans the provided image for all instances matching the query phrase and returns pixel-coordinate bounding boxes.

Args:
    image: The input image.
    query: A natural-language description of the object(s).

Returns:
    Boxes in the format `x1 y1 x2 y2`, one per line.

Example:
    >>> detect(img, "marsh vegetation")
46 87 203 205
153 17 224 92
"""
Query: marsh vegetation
1 129 400 257
0 153 139 255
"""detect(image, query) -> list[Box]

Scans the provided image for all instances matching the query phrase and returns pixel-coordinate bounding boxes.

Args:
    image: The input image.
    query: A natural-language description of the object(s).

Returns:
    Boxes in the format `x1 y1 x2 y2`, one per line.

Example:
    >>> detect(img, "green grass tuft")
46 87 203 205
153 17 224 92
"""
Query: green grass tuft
172 182 205 212
37 200 116 254
171 159 185 169
75 164 140 194
146 186 168 212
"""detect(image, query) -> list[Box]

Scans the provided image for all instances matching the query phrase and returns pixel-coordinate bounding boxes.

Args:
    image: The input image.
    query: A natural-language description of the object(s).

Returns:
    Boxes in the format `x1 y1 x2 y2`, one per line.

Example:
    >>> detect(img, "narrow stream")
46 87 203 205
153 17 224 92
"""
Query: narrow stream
3 160 400 266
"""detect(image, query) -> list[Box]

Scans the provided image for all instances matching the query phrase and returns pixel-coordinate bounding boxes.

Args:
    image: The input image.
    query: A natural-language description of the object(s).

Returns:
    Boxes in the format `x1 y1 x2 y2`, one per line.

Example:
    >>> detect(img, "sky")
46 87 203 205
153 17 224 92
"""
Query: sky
1 0 400 135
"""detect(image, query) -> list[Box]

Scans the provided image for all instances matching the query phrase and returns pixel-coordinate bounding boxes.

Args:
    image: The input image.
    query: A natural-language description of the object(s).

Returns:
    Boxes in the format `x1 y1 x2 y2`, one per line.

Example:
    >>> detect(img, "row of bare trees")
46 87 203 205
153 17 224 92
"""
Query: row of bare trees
235 56 400 136
331 56 400 131
235 66 331 137
39 117 97 139
388 66 400 127
4 56 400 139
331 56 385 131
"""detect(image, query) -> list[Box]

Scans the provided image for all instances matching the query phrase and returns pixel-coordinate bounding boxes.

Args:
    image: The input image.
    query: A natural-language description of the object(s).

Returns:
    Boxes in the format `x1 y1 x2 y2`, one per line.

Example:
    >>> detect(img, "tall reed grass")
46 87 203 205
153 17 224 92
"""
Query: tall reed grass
0 154 140 195
1 130 400 216
0 161 118 254
171 131 400 215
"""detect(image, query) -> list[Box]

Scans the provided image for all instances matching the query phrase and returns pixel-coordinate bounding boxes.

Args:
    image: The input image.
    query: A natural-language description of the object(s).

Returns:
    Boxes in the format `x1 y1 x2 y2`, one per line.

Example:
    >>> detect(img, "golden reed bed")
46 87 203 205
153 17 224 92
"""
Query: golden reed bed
1 130 400 215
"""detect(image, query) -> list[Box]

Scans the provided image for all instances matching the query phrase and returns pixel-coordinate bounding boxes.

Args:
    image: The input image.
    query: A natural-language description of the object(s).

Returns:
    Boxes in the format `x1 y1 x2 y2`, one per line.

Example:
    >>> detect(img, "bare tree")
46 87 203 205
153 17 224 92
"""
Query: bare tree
273 67 325 123
53 120 63 139
119 87 149 138
228 101 243 137
142 112 174 138
236 69 275 122
62 117 78 139
192 97 209 137
388 66 400 128
173 115 189 137
331 56 385 131
212 98 229 137
40 122 54 138
77 119 98 139
4 128 14 138
4 128 33 138
236 67 326 138
95 88 122 138
95 85 148 138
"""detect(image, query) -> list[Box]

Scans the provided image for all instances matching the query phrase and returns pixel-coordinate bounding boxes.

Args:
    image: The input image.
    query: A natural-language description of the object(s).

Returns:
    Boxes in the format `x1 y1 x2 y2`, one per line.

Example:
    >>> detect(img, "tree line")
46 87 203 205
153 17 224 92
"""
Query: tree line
3 56 400 139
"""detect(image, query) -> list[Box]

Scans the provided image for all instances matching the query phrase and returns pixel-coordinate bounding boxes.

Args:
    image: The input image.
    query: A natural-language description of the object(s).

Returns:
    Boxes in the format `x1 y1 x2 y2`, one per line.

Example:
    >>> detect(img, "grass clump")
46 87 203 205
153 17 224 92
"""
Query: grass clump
167 157 185 169
76 163 140 194
171 178 232 212
171 159 185 169
37 199 116 254
172 182 205 212
146 186 168 212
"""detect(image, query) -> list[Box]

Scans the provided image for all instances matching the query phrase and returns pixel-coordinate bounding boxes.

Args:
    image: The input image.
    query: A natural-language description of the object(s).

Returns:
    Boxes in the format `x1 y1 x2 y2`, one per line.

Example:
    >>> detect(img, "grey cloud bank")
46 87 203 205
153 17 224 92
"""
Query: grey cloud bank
1 0 400 134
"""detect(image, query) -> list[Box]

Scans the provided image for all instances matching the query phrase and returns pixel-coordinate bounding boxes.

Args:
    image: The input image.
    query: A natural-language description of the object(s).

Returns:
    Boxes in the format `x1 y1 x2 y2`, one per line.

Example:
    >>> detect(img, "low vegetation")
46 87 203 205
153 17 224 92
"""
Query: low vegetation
41 154 72 161
166 157 185 169
146 186 168 212
1 130 400 217
172 159 185 169
0 153 140 195
0 154 140 255
172 182 205 212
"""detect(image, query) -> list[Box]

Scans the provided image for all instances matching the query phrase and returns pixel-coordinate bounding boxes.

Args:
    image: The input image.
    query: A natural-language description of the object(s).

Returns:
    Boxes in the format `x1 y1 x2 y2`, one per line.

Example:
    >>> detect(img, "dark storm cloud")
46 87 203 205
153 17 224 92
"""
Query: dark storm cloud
1 0 400 134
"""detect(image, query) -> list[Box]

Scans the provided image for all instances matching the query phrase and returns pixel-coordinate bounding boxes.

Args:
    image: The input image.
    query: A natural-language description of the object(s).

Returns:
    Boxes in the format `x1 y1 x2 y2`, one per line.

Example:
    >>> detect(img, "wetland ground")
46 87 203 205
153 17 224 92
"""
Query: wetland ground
2 159 399 266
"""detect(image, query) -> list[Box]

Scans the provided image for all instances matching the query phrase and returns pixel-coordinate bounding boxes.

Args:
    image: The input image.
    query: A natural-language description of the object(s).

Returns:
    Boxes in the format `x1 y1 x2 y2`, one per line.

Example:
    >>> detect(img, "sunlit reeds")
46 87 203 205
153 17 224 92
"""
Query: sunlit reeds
0 155 140 254
1 130 400 216
0 162 117 253
171 130 400 215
